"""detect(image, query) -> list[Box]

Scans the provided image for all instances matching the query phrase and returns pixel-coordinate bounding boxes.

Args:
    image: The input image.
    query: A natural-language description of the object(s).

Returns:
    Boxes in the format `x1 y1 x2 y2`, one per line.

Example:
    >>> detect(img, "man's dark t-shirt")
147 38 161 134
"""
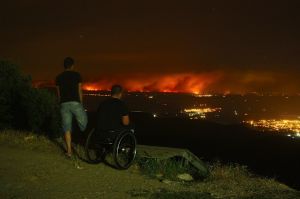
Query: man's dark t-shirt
56 71 82 103
96 98 129 131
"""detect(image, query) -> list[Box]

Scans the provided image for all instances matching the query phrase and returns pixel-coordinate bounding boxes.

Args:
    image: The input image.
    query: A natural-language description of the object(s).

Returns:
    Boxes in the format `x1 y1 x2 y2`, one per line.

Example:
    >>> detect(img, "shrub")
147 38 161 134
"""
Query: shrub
136 157 194 180
0 60 29 129
20 88 61 136
0 60 60 137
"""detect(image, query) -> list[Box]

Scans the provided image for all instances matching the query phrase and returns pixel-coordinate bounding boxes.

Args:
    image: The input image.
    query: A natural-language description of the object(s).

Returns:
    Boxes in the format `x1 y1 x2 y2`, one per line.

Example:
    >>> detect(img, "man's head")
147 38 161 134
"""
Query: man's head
64 57 74 70
111 85 124 99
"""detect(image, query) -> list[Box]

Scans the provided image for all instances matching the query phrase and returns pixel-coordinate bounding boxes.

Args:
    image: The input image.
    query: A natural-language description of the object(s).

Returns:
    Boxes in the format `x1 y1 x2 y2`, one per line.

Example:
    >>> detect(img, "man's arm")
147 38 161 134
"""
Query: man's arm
122 115 130 126
78 83 83 103
56 86 60 102
55 76 60 102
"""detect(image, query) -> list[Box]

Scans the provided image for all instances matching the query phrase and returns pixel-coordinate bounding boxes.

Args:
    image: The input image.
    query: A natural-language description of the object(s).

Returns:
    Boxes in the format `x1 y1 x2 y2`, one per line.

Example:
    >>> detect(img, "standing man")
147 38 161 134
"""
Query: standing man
56 57 88 157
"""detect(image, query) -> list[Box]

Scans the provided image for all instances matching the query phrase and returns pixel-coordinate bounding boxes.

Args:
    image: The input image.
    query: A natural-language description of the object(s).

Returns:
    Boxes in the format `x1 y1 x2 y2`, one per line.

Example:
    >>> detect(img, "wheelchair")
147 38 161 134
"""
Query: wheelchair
85 128 137 169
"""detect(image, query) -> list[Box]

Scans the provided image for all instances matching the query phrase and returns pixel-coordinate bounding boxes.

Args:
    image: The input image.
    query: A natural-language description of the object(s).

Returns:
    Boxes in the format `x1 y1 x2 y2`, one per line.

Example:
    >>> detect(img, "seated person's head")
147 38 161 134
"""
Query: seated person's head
111 85 124 99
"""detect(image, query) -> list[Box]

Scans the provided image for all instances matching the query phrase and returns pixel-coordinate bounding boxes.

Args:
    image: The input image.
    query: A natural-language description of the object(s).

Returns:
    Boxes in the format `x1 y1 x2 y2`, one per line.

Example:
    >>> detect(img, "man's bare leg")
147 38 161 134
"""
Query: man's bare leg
64 131 72 156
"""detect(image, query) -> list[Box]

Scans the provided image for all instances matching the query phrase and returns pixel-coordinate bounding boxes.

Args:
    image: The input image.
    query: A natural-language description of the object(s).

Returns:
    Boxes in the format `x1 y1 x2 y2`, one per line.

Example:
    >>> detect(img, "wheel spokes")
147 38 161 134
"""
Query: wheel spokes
86 130 105 163
115 133 136 168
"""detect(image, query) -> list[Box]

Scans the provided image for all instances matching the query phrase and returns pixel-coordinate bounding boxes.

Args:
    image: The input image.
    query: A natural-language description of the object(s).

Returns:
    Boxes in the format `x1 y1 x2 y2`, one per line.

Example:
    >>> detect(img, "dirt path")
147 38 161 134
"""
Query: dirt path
0 145 180 199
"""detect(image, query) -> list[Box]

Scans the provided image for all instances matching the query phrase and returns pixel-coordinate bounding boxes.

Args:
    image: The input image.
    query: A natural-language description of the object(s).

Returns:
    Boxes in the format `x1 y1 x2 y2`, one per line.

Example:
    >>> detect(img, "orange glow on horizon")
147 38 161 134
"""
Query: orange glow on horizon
82 73 222 94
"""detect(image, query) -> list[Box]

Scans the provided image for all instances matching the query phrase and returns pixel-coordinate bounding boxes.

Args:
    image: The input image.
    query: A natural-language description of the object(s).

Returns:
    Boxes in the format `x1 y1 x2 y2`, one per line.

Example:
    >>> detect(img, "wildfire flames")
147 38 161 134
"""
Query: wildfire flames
82 72 222 94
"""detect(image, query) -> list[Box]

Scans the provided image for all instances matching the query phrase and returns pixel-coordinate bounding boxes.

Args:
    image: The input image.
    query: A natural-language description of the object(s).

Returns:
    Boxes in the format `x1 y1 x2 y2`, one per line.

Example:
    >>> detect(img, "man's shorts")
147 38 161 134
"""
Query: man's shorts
60 101 88 133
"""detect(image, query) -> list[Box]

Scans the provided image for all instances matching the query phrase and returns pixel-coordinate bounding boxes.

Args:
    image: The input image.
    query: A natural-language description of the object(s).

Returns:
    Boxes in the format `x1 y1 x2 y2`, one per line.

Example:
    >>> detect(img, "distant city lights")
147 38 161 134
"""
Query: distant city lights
245 119 300 137
183 107 222 119
83 93 110 97
193 94 214 98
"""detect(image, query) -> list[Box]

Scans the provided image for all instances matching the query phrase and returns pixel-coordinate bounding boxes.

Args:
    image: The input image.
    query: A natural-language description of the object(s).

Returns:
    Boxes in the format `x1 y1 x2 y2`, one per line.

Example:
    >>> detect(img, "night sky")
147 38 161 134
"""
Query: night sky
1 1 300 93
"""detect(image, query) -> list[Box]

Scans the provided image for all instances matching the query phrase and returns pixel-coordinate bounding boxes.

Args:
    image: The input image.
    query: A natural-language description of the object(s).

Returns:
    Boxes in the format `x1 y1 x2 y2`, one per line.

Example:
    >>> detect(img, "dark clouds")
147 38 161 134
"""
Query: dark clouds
1 0 300 93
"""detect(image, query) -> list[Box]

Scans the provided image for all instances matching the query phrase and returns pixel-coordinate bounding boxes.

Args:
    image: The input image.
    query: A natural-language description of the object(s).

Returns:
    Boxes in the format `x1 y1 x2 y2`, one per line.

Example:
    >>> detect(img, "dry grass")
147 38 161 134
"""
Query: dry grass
0 130 57 152
199 162 299 199
134 158 300 199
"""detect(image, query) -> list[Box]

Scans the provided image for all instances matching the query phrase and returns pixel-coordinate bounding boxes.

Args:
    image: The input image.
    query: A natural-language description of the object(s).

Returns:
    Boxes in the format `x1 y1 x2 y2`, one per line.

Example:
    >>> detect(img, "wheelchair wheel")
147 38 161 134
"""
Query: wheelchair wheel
85 129 105 164
113 130 137 169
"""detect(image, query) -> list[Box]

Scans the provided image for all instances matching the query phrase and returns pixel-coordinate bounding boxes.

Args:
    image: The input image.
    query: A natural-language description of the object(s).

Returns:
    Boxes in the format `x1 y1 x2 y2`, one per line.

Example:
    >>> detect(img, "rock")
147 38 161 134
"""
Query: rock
161 179 173 184
24 135 35 141
74 163 84 170
177 173 194 181
156 173 163 178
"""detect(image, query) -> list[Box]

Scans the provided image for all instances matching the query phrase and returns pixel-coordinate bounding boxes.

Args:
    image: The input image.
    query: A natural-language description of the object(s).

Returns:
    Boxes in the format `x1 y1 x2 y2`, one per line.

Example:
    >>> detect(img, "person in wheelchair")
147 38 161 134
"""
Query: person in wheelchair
96 84 132 142
86 85 136 168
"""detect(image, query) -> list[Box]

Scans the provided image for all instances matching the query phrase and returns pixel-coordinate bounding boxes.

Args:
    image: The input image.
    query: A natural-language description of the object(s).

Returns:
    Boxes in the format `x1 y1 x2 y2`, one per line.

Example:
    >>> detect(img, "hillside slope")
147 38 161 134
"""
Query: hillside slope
0 131 299 199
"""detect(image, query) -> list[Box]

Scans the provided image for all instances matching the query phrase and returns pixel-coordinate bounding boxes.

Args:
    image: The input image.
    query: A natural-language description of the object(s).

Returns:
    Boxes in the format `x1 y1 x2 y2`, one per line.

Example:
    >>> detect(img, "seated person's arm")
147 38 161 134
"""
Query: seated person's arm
122 115 130 126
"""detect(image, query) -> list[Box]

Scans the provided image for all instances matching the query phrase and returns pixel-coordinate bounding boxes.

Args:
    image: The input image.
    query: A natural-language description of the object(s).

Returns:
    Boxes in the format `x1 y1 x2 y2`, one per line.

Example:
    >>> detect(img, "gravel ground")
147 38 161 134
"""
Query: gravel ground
0 145 186 199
